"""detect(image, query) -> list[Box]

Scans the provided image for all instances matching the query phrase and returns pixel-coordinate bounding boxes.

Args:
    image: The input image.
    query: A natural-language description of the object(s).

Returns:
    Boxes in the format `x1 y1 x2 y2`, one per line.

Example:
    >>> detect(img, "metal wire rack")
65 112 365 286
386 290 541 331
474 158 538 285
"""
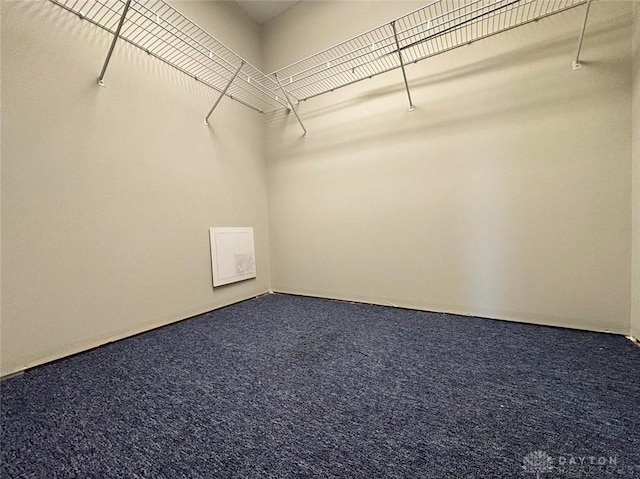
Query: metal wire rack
50 0 289 113
49 0 590 122
272 0 587 104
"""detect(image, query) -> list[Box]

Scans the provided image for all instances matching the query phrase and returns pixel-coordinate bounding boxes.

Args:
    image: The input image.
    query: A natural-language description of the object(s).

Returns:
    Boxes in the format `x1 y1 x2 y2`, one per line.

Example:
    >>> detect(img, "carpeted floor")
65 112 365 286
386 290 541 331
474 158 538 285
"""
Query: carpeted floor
1 293 639 478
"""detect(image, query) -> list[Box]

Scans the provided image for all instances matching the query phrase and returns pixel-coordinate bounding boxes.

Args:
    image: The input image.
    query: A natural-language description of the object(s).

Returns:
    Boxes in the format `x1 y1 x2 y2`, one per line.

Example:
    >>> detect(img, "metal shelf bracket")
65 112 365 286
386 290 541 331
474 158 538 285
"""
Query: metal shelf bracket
274 73 308 137
97 0 132 87
205 61 244 125
52 0 587 117
572 0 592 71
391 21 415 112
272 0 586 105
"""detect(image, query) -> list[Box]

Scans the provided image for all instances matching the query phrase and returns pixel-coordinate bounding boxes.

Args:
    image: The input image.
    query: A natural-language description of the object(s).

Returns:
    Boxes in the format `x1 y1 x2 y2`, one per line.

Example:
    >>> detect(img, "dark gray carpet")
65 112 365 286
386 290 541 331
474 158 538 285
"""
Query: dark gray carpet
1 293 639 478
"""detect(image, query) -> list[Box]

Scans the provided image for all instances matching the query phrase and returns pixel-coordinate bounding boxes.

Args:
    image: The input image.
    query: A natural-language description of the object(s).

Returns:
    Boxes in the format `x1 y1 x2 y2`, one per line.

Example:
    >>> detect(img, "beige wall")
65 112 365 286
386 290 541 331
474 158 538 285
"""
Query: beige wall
169 0 263 70
0 2 3 369
0 0 270 376
262 1 425 73
265 2 633 333
1 1 636 377
632 4 640 340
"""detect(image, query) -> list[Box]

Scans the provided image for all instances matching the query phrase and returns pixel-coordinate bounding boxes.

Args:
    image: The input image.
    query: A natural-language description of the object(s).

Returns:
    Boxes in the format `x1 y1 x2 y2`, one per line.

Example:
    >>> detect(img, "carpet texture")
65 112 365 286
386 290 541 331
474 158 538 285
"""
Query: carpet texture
1 293 639 478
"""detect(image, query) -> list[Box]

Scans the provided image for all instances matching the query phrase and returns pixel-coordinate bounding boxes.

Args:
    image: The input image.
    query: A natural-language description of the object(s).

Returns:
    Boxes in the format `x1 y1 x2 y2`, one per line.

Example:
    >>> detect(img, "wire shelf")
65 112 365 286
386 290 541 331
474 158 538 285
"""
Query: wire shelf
50 0 289 113
49 0 588 115
272 0 587 102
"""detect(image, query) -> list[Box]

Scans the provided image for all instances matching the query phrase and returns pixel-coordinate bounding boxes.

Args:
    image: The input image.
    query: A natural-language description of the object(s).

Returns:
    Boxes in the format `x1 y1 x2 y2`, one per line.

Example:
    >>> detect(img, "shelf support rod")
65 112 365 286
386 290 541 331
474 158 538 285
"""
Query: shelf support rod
391 21 415 112
274 73 308 137
572 0 592 71
204 61 244 125
98 0 132 87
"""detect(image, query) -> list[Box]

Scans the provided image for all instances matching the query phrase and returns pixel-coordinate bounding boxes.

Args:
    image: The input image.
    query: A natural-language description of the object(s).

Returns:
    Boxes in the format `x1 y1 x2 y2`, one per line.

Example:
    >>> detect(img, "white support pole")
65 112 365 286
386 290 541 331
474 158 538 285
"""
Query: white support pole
391 21 415 112
204 61 244 125
275 73 308 137
98 0 132 87
572 0 592 71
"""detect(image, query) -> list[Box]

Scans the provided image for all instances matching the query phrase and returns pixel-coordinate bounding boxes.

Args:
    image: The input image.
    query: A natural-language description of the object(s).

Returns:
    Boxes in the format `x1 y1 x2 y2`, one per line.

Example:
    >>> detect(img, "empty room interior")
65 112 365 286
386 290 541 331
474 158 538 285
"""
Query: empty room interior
1 0 640 477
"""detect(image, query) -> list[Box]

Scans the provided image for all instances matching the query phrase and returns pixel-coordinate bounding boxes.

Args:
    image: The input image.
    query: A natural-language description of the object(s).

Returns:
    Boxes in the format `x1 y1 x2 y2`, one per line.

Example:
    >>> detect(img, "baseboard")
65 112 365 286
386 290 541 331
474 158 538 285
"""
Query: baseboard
0 370 25 382
269 288 628 336
0 290 270 380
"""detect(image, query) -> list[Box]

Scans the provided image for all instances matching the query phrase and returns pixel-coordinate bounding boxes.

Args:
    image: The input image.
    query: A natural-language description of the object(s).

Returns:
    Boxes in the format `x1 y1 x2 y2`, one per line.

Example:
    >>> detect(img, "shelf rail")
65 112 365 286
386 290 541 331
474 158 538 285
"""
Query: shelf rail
50 0 590 122
50 0 289 113
272 0 587 103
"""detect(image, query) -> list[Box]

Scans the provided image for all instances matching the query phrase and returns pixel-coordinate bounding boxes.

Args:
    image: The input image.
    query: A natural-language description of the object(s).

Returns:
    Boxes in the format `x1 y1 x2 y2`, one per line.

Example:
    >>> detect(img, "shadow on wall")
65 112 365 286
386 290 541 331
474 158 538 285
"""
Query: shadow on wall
263 16 628 156
18 0 243 114
265 78 601 160
264 8 631 328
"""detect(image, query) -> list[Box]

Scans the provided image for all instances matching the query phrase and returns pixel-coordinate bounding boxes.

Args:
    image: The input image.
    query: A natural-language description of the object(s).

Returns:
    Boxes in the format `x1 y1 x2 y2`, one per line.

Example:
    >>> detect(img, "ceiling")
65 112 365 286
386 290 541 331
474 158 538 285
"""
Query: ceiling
235 1 301 25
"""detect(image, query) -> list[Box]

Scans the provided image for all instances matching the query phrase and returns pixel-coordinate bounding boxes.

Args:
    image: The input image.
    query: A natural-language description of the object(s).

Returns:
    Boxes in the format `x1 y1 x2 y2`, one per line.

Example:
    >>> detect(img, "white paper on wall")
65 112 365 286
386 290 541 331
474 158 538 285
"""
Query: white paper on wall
209 227 256 287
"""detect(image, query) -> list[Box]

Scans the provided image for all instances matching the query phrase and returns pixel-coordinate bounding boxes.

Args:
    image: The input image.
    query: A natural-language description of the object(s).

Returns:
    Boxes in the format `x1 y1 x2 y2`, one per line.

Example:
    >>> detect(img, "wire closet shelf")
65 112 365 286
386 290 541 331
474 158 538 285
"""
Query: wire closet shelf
272 0 587 103
50 0 587 114
51 0 289 113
